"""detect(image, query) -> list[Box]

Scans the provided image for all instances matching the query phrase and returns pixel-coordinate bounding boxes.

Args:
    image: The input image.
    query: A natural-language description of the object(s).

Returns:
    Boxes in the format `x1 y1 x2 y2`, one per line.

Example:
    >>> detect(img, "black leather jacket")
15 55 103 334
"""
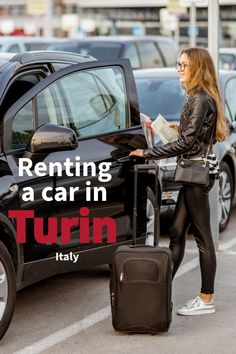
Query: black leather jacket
143 89 217 160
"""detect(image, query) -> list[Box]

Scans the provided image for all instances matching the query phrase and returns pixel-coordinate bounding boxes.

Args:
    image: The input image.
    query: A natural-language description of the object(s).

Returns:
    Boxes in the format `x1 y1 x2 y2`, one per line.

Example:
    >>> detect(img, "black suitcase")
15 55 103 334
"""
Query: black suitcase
110 163 172 333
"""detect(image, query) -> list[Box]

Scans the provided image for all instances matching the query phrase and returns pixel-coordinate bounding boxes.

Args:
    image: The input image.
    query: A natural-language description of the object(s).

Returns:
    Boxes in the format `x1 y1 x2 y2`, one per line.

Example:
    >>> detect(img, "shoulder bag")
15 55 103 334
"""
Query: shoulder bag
174 157 209 186
174 131 214 187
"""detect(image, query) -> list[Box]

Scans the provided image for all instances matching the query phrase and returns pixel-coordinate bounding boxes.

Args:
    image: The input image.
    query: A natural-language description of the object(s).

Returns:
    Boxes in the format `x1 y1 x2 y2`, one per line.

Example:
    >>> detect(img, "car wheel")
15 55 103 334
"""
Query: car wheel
0 240 16 340
219 161 233 232
146 187 159 246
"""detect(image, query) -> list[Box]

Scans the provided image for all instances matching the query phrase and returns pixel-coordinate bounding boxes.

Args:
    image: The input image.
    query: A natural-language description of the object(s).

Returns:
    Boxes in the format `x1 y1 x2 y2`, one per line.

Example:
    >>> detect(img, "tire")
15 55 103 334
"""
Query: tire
0 240 16 340
219 161 233 232
146 187 159 246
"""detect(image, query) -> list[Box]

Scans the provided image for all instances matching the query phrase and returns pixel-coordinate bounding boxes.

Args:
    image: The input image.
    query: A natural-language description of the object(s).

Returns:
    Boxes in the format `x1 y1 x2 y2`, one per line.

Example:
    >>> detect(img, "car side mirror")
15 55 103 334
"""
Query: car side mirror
23 123 78 165
26 123 78 153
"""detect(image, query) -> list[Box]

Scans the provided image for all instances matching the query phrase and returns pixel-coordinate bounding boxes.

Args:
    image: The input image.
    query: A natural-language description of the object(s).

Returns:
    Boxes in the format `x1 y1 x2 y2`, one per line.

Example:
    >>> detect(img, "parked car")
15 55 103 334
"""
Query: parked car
219 48 236 71
0 36 64 53
48 36 177 70
0 51 161 339
134 67 236 232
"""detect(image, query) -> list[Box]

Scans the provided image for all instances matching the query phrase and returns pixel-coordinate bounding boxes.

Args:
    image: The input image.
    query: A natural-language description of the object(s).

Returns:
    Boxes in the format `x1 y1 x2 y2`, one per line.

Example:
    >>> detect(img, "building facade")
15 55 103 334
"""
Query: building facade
0 1 236 47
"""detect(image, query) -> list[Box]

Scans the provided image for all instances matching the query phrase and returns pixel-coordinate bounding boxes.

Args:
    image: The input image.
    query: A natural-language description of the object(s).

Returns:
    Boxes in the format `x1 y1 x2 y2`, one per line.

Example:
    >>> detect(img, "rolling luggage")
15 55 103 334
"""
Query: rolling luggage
110 163 172 333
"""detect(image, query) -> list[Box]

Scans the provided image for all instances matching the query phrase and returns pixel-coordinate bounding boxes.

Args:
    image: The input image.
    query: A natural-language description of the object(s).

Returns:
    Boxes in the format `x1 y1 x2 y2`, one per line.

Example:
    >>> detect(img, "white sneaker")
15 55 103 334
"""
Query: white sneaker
177 296 215 316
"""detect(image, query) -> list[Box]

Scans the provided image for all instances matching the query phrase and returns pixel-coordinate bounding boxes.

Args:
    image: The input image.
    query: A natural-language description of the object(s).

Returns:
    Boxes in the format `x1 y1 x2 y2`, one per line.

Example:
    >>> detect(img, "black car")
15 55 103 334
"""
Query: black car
0 52 161 339
134 68 236 232
48 36 177 70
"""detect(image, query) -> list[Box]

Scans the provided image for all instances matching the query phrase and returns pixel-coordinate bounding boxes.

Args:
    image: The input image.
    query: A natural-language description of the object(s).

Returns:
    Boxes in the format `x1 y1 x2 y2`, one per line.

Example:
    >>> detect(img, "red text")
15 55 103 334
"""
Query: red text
8 208 117 244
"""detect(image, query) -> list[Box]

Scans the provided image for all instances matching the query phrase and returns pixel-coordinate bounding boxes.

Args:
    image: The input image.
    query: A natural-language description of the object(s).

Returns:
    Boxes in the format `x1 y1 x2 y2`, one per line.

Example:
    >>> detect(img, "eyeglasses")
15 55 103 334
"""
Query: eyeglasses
175 62 191 72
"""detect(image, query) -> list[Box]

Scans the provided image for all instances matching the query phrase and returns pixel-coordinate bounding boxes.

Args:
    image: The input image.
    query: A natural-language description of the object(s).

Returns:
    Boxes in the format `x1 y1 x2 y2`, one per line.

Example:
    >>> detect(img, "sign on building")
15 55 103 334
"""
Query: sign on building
167 0 187 15
27 0 46 15
180 0 208 5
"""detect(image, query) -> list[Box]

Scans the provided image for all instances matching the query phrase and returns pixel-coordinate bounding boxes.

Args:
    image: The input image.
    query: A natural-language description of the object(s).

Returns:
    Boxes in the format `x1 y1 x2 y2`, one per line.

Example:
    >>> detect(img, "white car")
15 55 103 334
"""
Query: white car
0 36 64 53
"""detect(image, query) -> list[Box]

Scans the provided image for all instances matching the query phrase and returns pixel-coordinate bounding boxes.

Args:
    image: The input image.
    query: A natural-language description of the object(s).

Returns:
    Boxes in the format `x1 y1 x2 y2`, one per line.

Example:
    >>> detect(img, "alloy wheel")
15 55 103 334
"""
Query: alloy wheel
0 260 8 322
219 162 233 231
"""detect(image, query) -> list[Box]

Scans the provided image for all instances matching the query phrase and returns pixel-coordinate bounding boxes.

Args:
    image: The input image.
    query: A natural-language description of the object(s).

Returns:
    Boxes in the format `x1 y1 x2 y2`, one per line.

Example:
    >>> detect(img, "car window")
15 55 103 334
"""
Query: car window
49 42 79 53
74 42 123 60
135 77 184 121
225 78 236 121
138 41 164 68
10 66 130 149
157 41 176 66
1 75 40 117
12 100 34 149
123 44 141 69
24 42 52 51
8 44 21 53
80 43 122 60
37 84 66 126
42 66 129 137
219 53 236 70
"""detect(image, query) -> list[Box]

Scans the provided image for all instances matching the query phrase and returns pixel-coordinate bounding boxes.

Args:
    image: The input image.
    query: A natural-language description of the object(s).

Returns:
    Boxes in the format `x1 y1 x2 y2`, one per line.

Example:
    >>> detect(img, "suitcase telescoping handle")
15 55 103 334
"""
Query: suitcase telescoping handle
133 163 159 246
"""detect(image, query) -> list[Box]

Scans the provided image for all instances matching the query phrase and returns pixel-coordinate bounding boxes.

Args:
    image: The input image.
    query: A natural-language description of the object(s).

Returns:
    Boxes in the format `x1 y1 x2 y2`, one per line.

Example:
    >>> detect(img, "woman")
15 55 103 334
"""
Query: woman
130 47 229 316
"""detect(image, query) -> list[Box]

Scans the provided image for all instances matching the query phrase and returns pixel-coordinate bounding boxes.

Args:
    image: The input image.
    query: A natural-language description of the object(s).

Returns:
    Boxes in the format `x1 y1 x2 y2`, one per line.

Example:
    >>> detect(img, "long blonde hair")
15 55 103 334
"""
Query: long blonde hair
180 47 228 141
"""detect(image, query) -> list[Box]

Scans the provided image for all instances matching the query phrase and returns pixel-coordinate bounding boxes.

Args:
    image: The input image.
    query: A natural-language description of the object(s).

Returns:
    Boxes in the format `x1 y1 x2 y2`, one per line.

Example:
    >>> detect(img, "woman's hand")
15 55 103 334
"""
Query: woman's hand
169 124 179 131
129 149 144 157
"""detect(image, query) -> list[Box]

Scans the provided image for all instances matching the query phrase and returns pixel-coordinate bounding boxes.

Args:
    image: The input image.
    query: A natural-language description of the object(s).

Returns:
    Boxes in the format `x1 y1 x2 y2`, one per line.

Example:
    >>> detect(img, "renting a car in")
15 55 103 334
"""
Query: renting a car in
0 51 161 339
134 67 236 232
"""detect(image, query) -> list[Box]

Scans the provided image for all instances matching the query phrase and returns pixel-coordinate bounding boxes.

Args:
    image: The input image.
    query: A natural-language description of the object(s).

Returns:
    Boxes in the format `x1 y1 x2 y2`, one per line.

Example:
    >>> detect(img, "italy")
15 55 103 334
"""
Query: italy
55 252 80 263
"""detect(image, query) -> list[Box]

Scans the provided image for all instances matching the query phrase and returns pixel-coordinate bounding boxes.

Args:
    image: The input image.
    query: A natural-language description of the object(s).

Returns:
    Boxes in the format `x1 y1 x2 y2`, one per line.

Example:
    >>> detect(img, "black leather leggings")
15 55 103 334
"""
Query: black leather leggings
169 176 216 294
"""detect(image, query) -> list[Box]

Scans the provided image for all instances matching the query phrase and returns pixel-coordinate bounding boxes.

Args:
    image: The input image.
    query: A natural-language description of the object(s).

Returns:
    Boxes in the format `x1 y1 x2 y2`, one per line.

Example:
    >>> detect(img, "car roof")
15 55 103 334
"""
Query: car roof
0 36 63 44
0 50 97 116
0 52 15 61
219 48 236 54
133 68 179 78
0 50 95 66
0 51 96 93
133 67 236 80
66 35 174 44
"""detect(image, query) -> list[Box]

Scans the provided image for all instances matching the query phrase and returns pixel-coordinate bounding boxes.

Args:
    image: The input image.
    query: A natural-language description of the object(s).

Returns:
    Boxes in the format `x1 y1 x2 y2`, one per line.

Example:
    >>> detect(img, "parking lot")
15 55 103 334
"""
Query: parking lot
0 207 235 354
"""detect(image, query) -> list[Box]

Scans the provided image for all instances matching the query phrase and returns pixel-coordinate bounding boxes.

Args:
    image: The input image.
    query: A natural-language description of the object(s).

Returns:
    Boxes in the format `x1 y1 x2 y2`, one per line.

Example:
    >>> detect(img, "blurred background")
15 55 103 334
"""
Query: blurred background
0 0 235 48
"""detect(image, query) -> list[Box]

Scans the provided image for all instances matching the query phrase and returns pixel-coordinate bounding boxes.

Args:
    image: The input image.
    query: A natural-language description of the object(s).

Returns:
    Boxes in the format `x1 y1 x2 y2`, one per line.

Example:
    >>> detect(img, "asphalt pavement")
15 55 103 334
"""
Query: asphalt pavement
1 209 236 354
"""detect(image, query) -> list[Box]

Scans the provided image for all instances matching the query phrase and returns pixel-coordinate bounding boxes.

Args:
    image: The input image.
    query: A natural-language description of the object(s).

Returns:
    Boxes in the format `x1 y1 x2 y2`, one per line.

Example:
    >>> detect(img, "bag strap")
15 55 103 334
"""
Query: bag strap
181 121 215 166
202 126 215 166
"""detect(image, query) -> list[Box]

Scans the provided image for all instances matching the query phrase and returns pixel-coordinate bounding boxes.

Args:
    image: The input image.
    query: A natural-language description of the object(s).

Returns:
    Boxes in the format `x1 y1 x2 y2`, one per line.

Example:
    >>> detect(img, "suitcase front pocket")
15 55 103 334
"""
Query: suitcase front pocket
117 259 165 331
120 259 160 283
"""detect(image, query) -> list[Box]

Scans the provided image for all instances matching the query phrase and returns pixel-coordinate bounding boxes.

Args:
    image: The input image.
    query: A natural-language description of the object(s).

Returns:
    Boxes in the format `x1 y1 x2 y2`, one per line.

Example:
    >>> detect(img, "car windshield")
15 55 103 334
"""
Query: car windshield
24 42 55 51
51 42 123 60
135 77 185 121
219 53 236 70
